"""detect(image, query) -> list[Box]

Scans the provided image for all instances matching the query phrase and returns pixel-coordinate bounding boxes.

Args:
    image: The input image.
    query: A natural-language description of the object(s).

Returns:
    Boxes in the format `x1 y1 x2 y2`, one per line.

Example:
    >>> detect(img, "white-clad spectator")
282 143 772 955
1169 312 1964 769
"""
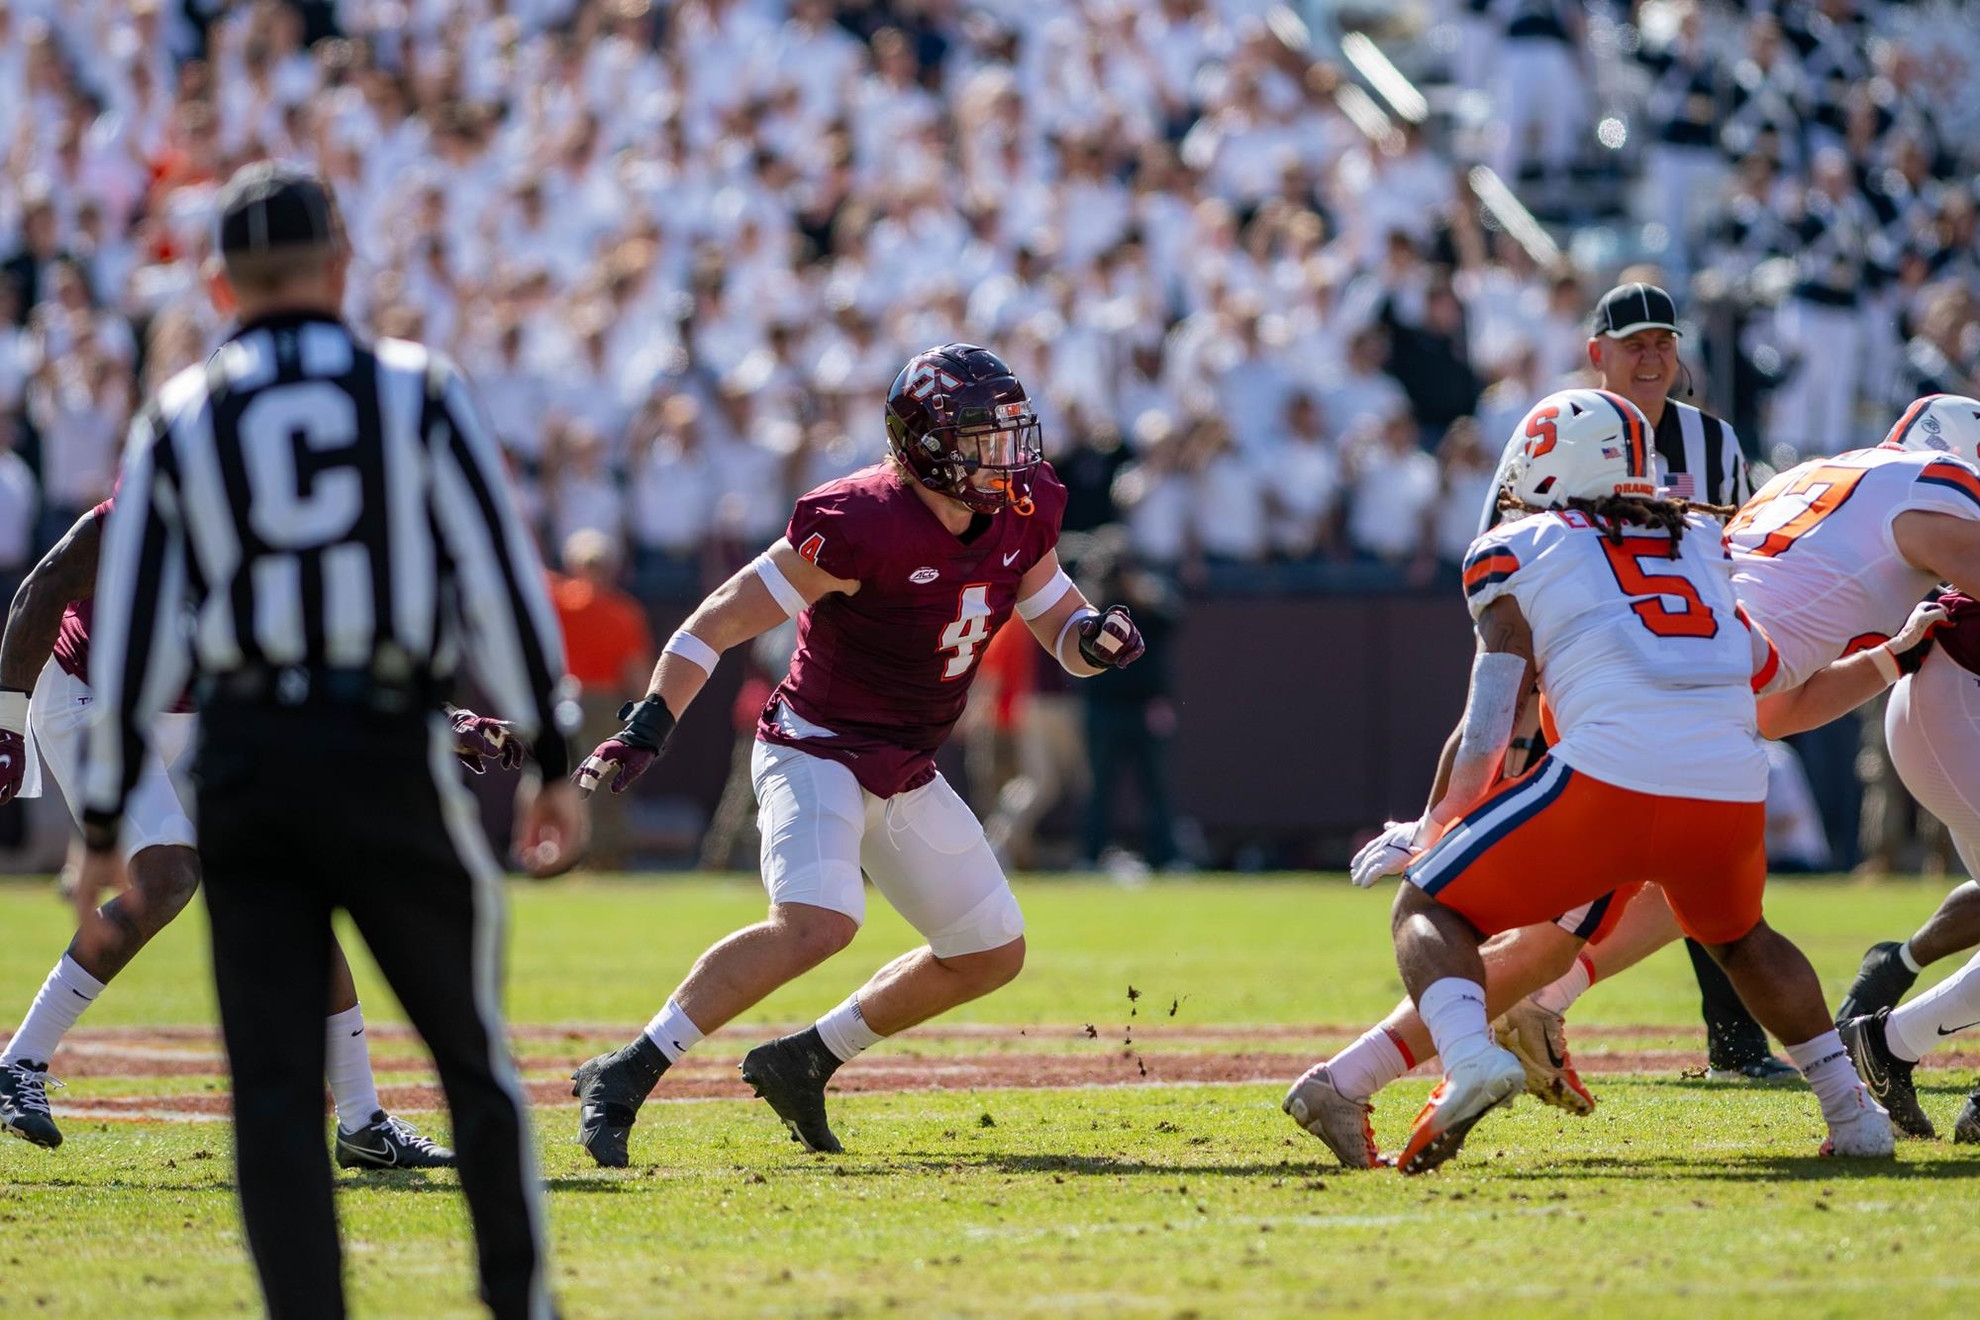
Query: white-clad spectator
1269 391 1342 559
543 419 628 560
1430 418 1502 563
1343 406 1440 564
1188 415 1269 561
628 393 716 562
1112 411 1195 566
1317 325 1409 438
709 418 793 548
1488 0 1590 185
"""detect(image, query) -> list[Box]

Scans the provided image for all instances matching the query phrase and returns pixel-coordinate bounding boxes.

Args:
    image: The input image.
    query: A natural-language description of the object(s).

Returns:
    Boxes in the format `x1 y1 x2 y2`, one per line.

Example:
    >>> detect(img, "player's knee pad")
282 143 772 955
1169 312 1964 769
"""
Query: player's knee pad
923 883 1025 961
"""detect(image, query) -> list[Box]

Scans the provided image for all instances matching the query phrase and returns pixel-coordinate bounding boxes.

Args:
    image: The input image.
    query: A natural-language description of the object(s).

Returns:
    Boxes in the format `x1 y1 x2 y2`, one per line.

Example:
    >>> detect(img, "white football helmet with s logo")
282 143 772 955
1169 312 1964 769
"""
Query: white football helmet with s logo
1504 388 1657 508
1884 394 1980 465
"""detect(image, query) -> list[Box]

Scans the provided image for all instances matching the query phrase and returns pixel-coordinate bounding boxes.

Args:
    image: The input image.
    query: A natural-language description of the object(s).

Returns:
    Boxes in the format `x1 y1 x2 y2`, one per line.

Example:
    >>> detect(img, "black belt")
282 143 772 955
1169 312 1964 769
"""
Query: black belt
197 666 440 717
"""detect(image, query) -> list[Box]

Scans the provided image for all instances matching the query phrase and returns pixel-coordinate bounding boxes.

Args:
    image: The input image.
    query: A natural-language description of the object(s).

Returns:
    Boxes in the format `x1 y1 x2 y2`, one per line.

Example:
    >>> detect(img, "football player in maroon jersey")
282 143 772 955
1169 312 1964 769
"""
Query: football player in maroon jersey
569 344 1145 1165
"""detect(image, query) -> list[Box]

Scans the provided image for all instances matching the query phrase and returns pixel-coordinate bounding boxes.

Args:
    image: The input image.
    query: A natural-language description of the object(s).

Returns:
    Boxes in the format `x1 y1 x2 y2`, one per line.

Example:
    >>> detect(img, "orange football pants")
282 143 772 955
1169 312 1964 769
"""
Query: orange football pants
1405 755 1767 946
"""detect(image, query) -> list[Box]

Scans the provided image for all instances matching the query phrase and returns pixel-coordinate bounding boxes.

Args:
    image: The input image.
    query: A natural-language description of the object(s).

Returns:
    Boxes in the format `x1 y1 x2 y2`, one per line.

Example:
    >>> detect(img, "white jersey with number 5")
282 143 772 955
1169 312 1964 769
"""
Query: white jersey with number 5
1462 509 1769 802
1727 447 1980 692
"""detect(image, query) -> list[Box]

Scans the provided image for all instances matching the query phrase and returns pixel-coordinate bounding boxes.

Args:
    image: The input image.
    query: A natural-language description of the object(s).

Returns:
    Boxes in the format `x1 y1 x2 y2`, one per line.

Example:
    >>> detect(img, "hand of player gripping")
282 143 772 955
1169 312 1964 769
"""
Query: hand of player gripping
573 694 677 797
1350 819 1422 889
1077 605 1146 670
1886 600 1950 676
448 707 525 774
0 688 27 806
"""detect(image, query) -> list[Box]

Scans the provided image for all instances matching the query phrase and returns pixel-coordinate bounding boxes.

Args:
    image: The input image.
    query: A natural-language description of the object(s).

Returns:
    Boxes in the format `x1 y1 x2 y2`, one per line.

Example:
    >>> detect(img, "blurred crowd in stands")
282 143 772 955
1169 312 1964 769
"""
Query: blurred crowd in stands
2 0 1977 871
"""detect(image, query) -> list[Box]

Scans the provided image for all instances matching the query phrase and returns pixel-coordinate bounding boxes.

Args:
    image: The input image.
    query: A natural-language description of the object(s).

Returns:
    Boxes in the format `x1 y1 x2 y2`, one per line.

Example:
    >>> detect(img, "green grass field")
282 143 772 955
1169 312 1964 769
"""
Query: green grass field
4 874 1979 1318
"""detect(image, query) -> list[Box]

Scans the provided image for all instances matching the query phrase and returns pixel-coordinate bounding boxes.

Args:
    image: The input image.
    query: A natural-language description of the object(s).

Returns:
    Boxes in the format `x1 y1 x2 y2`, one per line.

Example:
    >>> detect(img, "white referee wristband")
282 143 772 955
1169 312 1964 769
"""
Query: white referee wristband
1015 568 1074 621
663 628 721 675
1868 645 1903 686
1054 608 1098 674
752 552 808 619
0 690 26 735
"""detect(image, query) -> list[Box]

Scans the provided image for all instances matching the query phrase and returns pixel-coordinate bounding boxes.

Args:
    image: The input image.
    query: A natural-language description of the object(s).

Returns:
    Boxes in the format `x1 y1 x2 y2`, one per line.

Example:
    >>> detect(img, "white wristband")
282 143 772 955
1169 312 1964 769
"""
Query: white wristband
752 552 807 618
663 628 721 675
1869 645 1902 686
1015 569 1074 621
1054 608 1098 673
0 689 25 735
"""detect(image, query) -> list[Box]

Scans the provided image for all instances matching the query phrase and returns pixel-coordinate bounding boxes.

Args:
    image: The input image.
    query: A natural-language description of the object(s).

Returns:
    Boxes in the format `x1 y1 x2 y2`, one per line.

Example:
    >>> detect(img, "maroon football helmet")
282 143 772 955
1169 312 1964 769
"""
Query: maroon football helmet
885 343 1043 515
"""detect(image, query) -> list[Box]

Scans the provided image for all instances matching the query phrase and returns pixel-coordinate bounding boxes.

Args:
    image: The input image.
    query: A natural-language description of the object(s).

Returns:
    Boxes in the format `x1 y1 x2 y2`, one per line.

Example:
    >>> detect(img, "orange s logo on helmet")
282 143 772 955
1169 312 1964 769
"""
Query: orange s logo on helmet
798 533 825 564
1523 406 1561 459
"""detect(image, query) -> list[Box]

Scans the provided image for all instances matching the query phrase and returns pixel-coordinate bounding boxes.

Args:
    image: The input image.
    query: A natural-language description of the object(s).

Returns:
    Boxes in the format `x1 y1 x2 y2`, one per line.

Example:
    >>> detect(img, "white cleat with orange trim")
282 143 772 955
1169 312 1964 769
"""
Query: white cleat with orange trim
1495 998 1596 1116
1398 1045 1524 1176
1283 1065 1387 1170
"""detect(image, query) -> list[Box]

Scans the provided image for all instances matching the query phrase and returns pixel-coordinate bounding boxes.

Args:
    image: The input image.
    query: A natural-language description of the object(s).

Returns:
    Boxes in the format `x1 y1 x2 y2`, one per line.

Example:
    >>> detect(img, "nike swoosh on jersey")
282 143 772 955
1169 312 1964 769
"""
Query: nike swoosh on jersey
1003 550 1020 565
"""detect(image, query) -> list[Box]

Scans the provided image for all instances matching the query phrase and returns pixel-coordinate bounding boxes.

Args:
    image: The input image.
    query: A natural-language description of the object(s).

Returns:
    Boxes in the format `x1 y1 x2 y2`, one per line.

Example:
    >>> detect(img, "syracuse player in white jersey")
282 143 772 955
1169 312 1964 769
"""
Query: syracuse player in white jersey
1304 388 1892 1173
1437 395 1980 1139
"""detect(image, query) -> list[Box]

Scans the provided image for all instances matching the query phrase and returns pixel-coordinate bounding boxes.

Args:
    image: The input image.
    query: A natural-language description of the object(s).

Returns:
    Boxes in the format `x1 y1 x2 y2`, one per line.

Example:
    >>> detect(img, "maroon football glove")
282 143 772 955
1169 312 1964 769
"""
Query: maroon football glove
573 695 677 797
450 708 525 774
1077 605 1146 670
0 729 25 806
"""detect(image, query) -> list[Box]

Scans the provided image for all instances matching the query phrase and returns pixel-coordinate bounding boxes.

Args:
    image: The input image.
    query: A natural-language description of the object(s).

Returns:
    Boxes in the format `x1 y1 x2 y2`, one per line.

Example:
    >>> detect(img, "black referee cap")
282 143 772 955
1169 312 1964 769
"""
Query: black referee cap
216 161 338 258
1592 282 1681 339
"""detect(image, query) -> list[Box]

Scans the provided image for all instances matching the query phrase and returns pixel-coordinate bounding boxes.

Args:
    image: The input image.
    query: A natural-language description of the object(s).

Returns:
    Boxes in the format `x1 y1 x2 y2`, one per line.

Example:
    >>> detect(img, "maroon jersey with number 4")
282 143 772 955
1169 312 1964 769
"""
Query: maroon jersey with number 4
758 461 1068 797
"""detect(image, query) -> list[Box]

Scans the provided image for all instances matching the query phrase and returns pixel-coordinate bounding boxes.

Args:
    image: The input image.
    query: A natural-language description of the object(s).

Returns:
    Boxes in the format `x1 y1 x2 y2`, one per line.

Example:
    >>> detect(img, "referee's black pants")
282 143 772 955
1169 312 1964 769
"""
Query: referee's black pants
195 702 551 1320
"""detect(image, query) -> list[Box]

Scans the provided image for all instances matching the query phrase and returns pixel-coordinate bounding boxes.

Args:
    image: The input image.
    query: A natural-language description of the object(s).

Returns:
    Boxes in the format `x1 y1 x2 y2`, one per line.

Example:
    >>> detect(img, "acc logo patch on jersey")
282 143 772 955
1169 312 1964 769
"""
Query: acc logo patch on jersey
910 567 940 584
798 533 826 564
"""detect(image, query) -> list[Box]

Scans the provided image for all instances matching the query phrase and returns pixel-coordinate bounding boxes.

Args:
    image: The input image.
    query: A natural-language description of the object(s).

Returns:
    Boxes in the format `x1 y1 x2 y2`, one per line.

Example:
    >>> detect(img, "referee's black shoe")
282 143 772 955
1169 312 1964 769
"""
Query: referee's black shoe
571 1034 667 1168
1840 1011 1935 1139
740 1028 844 1154
1837 941 1919 1026
335 1111 456 1169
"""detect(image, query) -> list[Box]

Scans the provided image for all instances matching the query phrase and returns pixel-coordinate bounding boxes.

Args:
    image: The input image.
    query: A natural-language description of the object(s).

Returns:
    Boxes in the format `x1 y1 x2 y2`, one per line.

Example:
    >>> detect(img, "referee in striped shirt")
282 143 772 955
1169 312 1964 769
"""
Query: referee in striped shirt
1481 281 1793 1082
74 163 579 1319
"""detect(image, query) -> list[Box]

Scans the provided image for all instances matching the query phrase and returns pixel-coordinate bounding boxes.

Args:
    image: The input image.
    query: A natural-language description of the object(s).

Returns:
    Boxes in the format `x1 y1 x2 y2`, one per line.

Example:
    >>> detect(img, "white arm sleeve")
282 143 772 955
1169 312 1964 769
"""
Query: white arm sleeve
1435 651 1527 821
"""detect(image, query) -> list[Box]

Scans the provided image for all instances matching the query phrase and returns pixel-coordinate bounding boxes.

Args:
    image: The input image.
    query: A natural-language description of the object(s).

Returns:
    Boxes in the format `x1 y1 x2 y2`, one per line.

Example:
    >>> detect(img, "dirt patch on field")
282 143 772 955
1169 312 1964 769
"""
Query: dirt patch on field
25 1023 1980 1125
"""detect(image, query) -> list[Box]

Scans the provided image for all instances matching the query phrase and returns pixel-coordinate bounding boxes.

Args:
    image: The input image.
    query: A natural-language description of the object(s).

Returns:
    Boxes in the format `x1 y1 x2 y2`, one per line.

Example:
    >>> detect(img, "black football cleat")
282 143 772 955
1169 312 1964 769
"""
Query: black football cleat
739 1028 844 1154
335 1111 456 1169
1954 1085 1980 1145
1840 1011 1935 1139
571 1034 667 1168
1837 941 1919 1025
0 1060 62 1149
1704 1054 1799 1082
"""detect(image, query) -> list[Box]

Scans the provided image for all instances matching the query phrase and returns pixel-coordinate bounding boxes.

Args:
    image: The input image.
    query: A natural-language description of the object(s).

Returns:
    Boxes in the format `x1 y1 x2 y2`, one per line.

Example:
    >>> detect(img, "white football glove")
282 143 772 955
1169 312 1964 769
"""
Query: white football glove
1891 601 1949 655
1350 819 1422 889
1871 601 1950 683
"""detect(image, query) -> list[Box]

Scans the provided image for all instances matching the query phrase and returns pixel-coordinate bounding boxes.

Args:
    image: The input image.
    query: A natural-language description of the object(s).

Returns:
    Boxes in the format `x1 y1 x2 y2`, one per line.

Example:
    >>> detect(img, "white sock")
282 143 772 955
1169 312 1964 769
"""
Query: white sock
1531 953 1596 1017
1898 940 1926 975
1886 949 1980 1063
642 999 703 1064
1416 978 1493 1069
814 995 885 1064
1326 1024 1414 1102
3 955 107 1066
1787 1030 1867 1126
324 1004 382 1133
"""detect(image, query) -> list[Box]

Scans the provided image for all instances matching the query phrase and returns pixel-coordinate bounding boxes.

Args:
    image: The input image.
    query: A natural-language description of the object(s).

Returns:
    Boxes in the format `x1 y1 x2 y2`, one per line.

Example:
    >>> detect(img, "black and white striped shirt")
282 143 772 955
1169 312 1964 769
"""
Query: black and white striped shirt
1478 398 1753 535
81 312 570 830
